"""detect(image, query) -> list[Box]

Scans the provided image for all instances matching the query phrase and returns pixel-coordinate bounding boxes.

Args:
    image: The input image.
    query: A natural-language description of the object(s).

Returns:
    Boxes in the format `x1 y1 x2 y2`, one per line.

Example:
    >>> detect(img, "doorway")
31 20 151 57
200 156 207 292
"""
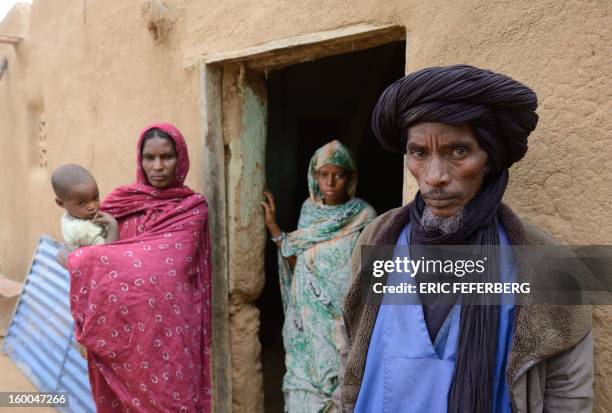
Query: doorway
257 40 406 412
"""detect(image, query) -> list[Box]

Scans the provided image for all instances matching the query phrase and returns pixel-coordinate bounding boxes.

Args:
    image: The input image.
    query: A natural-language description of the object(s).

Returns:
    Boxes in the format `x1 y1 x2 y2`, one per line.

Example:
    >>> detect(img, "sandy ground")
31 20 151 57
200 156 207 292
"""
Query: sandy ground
0 338 56 413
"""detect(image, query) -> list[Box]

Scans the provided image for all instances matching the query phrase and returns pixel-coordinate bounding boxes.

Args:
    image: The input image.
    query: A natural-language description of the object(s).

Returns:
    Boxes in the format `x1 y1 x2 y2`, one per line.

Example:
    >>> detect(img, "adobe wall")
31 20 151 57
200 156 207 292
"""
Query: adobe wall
0 0 203 281
1 0 610 411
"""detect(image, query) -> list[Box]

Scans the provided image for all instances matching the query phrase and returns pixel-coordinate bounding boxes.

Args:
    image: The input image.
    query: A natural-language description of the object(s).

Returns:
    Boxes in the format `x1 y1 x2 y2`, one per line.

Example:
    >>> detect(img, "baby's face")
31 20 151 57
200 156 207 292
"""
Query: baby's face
60 180 100 219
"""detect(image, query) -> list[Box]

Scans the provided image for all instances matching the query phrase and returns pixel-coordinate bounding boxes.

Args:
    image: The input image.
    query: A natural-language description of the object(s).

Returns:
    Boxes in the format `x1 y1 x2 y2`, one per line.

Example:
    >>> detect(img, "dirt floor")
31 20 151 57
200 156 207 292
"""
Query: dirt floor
0 338 56 413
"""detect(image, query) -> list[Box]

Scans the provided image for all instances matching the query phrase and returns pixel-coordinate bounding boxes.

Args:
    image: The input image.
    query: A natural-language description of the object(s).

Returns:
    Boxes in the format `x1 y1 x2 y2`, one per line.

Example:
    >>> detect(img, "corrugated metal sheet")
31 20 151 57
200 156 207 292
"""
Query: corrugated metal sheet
3 236 95 413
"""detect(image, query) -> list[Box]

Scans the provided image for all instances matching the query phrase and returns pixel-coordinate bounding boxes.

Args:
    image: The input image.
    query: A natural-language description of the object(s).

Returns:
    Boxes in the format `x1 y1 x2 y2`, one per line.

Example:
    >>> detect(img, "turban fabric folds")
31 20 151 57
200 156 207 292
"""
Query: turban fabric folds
372 64 538 173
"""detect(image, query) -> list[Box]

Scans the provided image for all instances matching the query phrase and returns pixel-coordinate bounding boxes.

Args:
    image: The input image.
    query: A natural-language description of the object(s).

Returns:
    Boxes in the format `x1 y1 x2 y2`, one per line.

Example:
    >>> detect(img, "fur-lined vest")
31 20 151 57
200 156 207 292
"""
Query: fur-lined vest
339 203 593 412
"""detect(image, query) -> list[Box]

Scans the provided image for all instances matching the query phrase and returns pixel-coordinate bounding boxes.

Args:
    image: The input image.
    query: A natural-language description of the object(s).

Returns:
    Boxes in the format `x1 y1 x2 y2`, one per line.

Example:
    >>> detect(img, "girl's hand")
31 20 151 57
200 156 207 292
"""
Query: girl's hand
261 189 282 238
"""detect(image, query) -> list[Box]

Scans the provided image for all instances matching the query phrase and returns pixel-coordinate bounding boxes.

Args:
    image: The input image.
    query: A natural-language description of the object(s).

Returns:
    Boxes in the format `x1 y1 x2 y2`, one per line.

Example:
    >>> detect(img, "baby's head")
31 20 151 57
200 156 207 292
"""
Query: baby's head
51 164 100 220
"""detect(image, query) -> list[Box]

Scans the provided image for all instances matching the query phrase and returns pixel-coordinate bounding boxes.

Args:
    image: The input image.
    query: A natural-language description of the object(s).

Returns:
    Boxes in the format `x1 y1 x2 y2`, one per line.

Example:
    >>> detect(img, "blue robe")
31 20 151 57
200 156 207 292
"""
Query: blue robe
354 224 516 413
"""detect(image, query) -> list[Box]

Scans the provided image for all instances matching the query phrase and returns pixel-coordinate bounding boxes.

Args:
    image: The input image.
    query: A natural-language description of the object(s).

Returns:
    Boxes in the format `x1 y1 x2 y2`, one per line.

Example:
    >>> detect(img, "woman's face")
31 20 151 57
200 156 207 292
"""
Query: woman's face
141 137 178 189
316 164 350 205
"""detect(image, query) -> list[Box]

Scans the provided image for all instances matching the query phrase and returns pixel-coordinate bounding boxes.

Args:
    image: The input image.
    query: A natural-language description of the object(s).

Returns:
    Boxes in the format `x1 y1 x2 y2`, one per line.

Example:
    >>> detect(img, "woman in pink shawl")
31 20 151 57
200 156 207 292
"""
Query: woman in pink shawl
67 123 212 412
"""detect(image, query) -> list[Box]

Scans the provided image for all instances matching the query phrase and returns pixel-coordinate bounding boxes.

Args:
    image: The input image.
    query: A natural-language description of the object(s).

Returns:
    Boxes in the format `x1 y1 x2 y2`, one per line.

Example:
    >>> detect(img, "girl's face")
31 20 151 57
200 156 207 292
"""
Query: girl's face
141 137 178 189
316 164 350 205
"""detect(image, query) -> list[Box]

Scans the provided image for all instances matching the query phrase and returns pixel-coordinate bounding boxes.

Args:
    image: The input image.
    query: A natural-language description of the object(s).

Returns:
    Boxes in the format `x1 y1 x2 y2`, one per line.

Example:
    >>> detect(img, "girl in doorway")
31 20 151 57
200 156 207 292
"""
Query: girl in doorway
261 140 376 413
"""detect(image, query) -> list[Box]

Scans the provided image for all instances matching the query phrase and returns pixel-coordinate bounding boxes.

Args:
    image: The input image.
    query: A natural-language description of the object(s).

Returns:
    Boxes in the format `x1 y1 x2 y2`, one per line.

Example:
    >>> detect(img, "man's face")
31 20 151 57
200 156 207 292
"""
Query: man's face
56 180 100 219
406 122 488 217
141 137 178 189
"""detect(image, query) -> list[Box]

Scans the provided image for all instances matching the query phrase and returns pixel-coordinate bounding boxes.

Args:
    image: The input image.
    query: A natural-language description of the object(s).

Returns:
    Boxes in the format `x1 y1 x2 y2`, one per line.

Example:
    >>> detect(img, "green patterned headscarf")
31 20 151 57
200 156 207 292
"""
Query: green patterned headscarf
308 140 357 204
281 140 374 258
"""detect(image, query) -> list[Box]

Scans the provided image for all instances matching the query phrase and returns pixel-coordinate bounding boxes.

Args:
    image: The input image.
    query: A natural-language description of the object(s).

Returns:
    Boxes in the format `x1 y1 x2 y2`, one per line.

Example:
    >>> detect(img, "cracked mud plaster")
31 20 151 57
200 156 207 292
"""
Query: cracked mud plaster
223 65 267 413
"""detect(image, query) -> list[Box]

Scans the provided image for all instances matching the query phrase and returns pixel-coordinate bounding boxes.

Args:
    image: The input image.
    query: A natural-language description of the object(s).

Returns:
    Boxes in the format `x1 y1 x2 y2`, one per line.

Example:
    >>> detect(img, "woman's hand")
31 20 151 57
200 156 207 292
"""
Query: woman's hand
93 212 119 243
261 189 282 239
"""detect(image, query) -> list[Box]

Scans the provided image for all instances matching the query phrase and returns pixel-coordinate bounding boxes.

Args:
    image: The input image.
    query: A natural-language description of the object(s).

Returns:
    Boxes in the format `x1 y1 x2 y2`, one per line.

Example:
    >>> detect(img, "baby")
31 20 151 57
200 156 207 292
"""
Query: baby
51 164 118 251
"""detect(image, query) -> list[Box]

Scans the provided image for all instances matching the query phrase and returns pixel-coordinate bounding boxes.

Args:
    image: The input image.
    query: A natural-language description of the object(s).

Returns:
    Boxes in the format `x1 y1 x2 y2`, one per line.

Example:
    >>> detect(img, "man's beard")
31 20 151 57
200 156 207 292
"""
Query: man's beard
420 206 465 234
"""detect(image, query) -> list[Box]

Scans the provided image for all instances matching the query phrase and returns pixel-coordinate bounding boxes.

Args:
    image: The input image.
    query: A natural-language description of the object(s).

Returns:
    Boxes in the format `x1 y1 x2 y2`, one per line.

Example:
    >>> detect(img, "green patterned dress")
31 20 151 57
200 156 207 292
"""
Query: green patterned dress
278 141 376 413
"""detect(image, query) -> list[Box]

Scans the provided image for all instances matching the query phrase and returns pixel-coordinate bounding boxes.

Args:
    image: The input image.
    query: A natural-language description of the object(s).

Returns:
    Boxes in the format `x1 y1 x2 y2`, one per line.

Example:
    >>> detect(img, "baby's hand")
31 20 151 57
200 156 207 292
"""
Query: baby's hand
56 245 71 268
77 343 88 359
93 212 119 243
93 212 117 228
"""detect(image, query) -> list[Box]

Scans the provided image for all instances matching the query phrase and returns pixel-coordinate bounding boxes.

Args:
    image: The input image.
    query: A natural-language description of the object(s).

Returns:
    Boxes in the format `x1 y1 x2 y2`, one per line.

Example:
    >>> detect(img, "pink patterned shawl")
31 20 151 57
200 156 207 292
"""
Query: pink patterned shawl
68 123 212 412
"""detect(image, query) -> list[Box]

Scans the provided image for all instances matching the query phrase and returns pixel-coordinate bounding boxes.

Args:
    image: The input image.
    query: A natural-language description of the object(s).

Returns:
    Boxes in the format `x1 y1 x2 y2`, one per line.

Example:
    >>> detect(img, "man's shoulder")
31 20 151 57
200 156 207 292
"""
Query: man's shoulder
499 203 560 246
369 205 406 226
522 221 559 245
357 205 409 245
